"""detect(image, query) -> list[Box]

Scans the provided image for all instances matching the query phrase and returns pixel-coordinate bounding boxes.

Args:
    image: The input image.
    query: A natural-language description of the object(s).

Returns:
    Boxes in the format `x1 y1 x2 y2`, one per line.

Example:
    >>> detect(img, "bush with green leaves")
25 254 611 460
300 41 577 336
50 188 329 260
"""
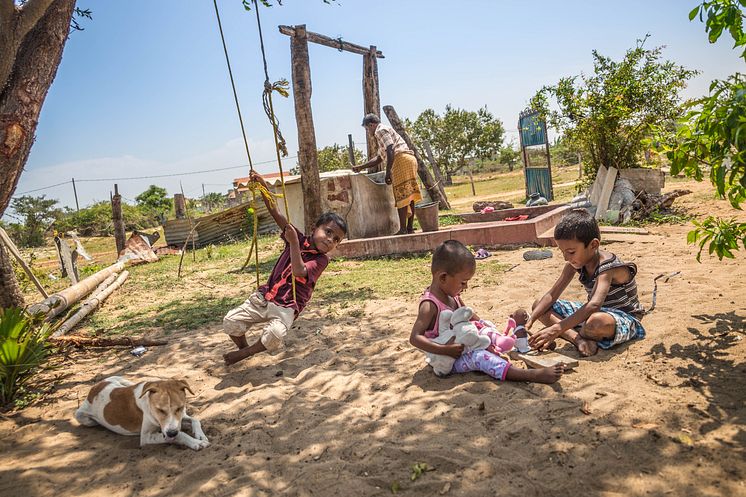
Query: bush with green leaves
55 201 158 237
409 105 505 184
654 0 746 261
0 307 53 407
531 37 697 187
7 195 62 247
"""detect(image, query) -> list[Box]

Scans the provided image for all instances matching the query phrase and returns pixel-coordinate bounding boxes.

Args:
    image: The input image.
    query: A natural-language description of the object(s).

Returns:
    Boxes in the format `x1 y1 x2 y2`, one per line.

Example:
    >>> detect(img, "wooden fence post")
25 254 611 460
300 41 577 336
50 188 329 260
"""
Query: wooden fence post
111 184 125 255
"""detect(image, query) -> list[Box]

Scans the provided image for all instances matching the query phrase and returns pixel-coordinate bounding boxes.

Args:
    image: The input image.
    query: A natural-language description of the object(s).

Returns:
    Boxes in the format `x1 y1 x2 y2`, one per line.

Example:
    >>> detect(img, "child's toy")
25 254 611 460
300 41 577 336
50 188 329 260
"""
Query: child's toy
504 308 531 353
426 307 491 377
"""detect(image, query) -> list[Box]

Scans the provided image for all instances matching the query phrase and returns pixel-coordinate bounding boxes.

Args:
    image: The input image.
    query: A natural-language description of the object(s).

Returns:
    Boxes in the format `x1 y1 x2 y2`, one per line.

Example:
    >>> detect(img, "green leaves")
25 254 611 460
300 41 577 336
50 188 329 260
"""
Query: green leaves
688 216 746 261
695 0 746 59
531 38 695 186
409 105 505 179
0 308 53 406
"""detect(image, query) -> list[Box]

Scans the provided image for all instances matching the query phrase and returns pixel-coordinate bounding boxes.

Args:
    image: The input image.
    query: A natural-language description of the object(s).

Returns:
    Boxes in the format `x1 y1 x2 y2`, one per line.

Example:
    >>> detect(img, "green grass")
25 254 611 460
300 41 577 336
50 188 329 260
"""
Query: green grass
444 165 580 205
16 166 587 338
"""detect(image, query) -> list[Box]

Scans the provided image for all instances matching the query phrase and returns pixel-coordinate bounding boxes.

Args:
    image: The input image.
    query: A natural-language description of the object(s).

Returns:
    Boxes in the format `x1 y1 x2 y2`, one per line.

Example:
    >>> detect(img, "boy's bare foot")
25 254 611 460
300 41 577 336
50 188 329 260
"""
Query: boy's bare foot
574 336 598 357
223 347 253 366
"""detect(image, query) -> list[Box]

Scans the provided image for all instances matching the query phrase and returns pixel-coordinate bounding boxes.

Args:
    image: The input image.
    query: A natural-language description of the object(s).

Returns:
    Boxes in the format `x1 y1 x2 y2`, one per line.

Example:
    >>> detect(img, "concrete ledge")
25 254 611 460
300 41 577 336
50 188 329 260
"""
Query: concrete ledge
459 204 566 223
331 205 571 258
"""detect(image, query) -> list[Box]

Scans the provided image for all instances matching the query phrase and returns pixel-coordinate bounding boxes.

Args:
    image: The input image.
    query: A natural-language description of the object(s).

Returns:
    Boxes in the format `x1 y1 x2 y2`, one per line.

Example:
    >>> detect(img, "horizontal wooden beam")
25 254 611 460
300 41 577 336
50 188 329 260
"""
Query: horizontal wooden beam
278 25 384 58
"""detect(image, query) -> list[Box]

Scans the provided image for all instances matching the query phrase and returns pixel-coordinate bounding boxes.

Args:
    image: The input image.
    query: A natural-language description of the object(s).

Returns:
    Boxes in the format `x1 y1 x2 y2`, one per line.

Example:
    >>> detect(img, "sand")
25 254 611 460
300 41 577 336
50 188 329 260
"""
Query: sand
1 179 744 497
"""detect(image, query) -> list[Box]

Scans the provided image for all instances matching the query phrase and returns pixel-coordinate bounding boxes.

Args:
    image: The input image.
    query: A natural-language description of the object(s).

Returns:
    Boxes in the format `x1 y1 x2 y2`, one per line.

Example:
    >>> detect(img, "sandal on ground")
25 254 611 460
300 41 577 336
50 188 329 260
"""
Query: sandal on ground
475 248 492 260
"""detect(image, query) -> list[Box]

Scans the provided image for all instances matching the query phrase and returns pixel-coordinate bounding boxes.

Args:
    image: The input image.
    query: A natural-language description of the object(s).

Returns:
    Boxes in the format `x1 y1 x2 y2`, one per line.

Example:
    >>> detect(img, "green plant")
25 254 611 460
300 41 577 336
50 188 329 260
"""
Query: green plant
532 36 697 187
8 195 62 247
688 216 746 261
0 307 53 406
653 1 746 260
409 105 505 184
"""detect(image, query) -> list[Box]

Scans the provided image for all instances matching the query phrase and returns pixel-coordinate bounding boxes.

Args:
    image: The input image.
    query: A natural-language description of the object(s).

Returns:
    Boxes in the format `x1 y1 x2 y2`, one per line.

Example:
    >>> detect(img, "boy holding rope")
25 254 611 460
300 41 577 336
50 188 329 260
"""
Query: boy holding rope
222 171 347 366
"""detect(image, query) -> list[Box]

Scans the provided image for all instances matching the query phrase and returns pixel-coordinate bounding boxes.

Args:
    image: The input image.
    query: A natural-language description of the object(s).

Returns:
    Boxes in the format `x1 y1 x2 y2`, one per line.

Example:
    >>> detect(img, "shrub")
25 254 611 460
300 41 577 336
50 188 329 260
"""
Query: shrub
0 308 53 407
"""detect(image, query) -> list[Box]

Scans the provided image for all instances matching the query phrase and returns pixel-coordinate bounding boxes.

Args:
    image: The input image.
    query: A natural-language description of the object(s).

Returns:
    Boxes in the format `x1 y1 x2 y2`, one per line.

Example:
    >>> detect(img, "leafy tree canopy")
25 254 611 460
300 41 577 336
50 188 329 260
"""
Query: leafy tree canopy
8 195 61 247
135 185 172 218
654 0 746 261
531 37 697 184
409 105 504 183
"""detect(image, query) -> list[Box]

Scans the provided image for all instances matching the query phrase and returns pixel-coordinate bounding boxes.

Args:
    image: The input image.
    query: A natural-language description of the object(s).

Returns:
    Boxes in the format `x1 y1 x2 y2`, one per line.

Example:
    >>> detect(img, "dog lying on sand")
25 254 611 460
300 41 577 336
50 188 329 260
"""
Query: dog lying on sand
75 376 209 451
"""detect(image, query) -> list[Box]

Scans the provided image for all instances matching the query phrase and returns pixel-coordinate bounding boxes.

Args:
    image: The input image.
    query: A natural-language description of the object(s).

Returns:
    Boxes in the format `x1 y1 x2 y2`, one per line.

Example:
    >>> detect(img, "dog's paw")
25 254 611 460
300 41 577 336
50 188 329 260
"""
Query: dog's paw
187 438 210 451
195 432 209 443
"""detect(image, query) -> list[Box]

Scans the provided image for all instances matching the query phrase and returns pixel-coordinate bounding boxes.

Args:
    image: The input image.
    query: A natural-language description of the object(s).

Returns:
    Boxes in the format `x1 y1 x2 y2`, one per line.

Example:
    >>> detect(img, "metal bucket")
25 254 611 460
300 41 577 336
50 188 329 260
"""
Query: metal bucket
414 201 439 232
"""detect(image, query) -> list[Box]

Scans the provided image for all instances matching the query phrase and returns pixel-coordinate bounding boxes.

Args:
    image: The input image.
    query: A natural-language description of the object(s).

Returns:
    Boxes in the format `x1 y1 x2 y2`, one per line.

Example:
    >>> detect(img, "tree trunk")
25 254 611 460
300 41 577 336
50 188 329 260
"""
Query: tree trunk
0 0 77 309
382 105 450 210
290 25 322 233
422 140 450 208
0 245 24 309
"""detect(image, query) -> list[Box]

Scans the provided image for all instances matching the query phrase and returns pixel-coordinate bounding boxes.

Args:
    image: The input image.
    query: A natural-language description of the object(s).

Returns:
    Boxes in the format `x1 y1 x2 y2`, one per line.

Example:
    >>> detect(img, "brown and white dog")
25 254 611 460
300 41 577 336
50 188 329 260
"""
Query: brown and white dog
75 376 210 450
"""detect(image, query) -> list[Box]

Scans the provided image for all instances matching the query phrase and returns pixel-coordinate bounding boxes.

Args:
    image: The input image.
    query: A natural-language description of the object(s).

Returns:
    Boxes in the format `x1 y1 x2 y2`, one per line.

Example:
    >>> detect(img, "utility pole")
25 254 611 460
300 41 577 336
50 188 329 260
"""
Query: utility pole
348 134 356 167
202 183 206 197
71 178 79 212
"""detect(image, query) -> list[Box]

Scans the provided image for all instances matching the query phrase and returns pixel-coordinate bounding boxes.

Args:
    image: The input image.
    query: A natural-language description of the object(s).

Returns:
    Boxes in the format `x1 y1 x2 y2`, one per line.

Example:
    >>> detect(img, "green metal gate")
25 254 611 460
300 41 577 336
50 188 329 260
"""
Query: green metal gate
518 109 553 201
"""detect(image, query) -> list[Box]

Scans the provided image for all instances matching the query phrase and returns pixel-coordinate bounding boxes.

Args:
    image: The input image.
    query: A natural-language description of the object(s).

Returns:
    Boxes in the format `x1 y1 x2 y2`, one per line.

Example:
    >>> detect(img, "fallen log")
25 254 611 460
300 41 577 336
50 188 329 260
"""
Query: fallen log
52 271 130 338
51 336 167 348
28 261 125 319
632 189 692 220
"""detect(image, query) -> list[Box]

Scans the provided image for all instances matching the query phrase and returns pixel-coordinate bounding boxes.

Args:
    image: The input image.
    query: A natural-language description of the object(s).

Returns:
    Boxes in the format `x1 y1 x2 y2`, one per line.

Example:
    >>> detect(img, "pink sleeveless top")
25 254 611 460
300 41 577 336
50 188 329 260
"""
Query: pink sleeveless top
419 288 463 339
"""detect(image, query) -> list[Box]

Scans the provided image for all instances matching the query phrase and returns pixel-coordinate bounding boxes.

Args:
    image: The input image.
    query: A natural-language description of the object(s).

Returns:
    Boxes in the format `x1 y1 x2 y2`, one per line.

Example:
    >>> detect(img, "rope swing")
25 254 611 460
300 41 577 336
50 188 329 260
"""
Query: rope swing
211 0 296 302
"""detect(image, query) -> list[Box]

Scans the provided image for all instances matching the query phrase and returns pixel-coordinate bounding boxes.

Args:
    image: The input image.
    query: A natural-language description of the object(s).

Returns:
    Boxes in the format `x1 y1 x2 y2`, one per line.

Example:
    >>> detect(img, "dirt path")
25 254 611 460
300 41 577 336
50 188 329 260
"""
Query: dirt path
0 178 744 497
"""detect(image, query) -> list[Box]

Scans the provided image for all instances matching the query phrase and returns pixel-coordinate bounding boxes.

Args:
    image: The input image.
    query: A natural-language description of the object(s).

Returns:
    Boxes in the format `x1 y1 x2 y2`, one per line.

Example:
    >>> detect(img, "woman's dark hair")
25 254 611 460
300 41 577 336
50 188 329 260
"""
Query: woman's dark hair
554 208 600 246
431 240 475 275
361 113 381 126
315 212 348 235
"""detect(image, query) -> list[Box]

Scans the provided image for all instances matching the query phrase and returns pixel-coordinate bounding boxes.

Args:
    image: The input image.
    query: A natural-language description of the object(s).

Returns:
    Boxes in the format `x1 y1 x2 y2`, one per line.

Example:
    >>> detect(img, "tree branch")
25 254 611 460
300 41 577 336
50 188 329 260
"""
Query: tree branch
17 0 55 39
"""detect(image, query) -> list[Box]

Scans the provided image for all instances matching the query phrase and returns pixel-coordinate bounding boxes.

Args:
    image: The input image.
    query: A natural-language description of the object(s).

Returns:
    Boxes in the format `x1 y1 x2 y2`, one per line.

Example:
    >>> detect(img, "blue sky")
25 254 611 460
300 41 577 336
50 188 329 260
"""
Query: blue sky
11 0 743 212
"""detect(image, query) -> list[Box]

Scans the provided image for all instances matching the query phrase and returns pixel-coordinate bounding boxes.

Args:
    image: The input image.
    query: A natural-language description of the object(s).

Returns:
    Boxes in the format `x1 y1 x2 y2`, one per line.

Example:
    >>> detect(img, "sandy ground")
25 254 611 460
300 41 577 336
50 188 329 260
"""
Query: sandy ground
1 179 745 497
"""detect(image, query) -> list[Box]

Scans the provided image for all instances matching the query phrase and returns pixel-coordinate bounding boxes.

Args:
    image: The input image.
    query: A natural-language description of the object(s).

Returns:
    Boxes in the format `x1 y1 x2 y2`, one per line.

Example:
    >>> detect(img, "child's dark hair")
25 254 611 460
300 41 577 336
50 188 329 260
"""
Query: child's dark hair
554 208 600 246
315 212 348 235
432 240 475 275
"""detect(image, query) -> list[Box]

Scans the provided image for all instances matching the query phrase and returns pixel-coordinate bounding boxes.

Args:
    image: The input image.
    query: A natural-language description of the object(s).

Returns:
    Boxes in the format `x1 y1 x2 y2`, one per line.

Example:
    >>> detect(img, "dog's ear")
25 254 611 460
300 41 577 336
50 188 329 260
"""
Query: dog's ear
139 382 157 399
175 379 195 395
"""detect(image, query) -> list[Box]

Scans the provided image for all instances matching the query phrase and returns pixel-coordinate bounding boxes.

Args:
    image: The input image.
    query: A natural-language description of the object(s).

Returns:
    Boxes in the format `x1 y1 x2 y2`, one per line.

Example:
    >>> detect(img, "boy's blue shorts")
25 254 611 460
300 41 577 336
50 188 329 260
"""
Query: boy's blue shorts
551 299 646 350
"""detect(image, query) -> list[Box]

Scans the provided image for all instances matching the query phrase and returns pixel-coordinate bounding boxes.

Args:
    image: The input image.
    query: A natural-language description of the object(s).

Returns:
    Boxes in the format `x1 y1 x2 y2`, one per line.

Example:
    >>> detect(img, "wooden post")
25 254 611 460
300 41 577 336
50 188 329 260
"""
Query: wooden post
468 168 476 196
348 134 356 166
174 193 186 219
290 25 322 232
382 105 450 210
543 120 554 200
363 46 381 165
422 140 450 210
111 184 126 255
71 177 79 212
518 121 529 198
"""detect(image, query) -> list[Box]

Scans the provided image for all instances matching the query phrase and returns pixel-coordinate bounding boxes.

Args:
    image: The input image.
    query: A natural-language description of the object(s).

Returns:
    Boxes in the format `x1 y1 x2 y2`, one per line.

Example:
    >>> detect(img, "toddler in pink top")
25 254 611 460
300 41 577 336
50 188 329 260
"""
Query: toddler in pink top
409 240 564 384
